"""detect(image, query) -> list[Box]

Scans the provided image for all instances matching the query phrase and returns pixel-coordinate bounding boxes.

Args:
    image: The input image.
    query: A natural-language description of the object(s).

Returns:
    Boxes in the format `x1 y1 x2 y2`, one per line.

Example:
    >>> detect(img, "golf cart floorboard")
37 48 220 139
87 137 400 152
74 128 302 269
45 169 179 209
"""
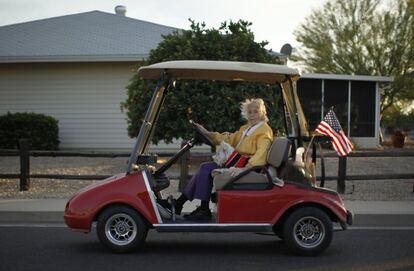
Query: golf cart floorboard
160 213 216 223
154 215 273 232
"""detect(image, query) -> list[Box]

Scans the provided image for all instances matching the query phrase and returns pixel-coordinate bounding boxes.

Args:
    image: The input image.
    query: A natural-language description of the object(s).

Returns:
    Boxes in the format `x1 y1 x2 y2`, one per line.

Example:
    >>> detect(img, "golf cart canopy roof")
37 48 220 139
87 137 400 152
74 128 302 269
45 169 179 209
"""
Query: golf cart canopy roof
127 60 309 173
138 60 300 84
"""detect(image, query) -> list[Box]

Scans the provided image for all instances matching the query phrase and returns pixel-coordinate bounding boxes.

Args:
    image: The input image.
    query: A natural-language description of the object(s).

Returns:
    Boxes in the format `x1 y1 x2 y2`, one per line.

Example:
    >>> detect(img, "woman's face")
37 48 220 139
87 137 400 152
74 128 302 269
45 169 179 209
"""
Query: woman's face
247 104 262 124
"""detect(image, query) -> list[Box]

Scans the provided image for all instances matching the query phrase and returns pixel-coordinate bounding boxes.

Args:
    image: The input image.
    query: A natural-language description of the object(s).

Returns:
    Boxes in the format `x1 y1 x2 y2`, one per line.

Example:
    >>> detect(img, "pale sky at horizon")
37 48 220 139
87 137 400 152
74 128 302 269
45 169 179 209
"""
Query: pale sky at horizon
0 0 327 52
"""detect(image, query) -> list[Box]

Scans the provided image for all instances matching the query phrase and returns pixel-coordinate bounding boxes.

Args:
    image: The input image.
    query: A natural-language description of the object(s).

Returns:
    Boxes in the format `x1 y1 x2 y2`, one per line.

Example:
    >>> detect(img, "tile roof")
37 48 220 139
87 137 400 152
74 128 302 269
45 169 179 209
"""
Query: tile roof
0 11 177 63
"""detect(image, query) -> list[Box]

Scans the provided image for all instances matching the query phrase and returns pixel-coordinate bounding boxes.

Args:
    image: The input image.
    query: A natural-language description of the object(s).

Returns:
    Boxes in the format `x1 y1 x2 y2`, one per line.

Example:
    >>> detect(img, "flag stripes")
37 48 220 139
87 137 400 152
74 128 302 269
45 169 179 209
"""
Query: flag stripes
315 110 353 156
315 122 350 156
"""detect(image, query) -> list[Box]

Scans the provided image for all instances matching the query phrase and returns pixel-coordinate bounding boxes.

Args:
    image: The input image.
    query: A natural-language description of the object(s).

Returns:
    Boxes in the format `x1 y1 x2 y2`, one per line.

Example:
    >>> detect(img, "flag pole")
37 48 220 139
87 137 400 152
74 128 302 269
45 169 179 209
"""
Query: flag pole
304 134 316 159
304 134 317 187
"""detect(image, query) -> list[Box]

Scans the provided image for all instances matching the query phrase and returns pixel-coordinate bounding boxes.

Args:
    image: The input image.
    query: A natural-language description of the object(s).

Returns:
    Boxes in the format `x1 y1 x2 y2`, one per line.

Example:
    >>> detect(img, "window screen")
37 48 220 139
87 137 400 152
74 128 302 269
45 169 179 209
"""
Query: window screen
324 80 349 133
350 81 376 137
296 79 322 130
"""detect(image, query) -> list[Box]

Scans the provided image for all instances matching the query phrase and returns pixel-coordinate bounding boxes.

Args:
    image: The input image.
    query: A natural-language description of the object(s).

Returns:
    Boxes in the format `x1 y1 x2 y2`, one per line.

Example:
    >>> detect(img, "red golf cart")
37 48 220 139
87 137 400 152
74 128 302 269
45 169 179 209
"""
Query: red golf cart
64 60 353 256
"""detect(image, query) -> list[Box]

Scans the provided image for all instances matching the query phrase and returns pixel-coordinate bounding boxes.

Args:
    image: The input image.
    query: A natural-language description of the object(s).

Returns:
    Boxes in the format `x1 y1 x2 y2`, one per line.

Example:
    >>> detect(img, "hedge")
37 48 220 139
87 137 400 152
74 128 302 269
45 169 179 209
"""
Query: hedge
0 112 60 150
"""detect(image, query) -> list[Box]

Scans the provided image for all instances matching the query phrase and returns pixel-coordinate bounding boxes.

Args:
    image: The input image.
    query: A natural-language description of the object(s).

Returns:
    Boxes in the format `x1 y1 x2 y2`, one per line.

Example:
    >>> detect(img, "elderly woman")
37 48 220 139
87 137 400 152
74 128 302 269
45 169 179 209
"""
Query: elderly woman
169 98 273 221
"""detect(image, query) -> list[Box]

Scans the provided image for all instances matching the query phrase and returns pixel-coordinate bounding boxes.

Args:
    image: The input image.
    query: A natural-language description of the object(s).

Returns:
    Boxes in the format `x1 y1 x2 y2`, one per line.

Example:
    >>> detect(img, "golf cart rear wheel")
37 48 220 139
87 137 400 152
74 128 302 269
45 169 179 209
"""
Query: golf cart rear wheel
97 205 148 253
282 207 333 256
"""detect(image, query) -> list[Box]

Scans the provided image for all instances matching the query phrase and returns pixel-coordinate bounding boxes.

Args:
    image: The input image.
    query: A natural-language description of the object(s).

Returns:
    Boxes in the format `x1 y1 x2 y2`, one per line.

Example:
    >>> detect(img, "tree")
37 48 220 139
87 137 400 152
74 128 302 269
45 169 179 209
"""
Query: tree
122 20 284 144
293 0 414 114
381 104 414 133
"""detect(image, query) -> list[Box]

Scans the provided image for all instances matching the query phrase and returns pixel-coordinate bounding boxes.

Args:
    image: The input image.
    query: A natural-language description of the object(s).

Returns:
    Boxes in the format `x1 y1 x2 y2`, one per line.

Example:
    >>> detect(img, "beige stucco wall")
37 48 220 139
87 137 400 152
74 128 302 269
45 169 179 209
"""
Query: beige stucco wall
0 62 138 149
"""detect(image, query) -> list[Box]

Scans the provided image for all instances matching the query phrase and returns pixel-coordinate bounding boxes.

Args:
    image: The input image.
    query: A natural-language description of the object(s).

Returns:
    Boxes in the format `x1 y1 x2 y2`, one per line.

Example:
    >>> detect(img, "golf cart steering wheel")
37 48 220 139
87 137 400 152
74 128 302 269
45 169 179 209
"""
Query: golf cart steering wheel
190 120 215 146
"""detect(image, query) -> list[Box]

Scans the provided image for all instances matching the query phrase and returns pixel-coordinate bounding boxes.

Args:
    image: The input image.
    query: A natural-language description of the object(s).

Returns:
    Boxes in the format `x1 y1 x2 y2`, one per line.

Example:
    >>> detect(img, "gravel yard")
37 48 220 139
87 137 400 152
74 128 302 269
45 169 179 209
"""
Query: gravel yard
1 155 413 201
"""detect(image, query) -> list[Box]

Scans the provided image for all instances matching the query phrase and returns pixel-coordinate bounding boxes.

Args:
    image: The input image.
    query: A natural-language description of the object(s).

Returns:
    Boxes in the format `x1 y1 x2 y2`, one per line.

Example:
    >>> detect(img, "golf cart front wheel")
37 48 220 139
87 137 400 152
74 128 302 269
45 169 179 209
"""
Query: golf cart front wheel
283 207 333 256
97 205 148 253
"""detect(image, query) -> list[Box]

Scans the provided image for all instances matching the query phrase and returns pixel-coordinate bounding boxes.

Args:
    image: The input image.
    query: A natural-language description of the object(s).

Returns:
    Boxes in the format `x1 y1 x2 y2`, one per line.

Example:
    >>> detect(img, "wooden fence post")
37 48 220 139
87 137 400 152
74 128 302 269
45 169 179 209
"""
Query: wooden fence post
179 142 190 190
19 139 30 191
337 156 347 194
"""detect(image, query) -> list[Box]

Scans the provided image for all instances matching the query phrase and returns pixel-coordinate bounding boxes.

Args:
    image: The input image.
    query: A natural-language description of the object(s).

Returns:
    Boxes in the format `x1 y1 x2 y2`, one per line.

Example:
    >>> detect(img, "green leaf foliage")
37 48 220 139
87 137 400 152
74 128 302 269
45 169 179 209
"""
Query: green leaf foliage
122 20 285 144
382 104 414 132
0 112 60 150
293 0 414 114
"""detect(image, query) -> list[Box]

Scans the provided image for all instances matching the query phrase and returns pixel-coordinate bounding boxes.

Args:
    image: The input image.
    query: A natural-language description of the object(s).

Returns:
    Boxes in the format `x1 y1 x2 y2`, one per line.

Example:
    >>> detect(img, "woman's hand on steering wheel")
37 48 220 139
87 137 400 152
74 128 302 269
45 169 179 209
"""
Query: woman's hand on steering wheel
195 123 210 135
190 120 215 146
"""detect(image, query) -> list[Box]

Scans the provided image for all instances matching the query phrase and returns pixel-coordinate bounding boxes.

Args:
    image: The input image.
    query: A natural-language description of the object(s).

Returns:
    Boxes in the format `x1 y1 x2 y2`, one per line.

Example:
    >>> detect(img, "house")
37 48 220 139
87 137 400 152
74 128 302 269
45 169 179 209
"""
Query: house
0 7 391 150
0 7 176 149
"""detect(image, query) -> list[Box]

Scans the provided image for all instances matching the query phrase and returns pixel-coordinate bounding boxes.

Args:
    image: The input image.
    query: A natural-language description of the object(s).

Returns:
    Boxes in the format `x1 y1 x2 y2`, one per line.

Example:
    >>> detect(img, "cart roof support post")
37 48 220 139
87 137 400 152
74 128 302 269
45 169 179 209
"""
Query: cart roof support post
127 73 170 174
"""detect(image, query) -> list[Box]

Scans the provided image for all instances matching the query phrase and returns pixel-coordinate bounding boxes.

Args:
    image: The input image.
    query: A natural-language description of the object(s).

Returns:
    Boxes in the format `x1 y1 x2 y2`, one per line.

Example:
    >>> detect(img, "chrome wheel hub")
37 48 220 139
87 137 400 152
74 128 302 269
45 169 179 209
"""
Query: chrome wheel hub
293 216 325 248
105 213 137 246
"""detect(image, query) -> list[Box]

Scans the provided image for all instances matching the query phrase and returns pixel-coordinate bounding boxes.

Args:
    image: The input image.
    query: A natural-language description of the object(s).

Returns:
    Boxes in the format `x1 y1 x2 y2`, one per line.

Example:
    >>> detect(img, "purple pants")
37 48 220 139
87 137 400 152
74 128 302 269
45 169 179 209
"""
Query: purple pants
181 161 220 201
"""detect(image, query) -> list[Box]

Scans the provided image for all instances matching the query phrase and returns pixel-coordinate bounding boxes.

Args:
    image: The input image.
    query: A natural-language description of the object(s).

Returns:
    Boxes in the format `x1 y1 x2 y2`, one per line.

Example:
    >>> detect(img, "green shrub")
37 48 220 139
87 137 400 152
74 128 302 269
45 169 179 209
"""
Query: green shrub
0 112 59 150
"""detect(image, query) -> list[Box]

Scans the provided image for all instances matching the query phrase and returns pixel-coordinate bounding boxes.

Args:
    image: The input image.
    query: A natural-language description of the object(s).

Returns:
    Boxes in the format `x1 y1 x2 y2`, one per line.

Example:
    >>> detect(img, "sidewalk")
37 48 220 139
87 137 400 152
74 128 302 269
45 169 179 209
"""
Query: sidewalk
343 200 414 215
0 199 65 223
0 198 413 223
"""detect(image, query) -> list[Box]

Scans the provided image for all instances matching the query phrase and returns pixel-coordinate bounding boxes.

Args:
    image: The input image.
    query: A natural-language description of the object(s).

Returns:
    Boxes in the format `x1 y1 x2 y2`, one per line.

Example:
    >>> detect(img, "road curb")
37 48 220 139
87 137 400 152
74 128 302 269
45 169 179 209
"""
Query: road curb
0 211 63 223
353 214 414 227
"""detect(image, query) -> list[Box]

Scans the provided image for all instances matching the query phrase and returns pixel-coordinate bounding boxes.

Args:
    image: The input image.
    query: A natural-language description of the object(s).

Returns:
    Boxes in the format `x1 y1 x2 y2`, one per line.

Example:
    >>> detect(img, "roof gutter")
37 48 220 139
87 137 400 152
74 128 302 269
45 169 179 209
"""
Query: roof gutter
0 54 148 63
301 73 393 82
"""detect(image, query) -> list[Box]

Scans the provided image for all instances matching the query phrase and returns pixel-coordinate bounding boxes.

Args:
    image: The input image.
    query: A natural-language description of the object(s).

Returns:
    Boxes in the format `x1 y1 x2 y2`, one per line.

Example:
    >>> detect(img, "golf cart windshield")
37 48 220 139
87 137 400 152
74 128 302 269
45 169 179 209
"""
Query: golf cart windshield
127 60 309 173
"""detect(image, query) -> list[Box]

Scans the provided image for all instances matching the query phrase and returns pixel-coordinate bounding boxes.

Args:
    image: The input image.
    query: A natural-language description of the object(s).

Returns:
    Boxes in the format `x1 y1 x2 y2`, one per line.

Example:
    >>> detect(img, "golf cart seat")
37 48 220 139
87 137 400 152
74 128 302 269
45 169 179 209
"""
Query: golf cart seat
213 137 291 190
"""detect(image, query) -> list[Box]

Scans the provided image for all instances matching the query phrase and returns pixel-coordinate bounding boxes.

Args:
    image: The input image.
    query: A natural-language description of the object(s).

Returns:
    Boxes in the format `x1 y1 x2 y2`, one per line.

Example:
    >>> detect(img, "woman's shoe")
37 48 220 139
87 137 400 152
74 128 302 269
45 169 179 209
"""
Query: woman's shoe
157 198 182 215
184 207 212 221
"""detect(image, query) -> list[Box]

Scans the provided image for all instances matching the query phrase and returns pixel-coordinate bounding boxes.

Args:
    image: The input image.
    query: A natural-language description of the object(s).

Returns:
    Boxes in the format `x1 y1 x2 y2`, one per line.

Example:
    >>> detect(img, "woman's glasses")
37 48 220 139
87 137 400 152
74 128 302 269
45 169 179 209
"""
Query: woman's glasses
248 110 259 114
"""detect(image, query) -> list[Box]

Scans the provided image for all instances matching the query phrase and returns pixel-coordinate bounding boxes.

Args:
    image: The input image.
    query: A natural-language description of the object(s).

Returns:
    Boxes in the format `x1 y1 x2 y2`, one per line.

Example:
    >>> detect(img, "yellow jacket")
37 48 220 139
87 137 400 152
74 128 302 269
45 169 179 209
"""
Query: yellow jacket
210 122 273 168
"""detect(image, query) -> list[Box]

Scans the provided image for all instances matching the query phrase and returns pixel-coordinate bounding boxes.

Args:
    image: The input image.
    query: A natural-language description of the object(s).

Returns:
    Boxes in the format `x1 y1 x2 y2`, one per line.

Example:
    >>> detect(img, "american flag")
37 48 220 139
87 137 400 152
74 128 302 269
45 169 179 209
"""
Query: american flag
315 110 353 156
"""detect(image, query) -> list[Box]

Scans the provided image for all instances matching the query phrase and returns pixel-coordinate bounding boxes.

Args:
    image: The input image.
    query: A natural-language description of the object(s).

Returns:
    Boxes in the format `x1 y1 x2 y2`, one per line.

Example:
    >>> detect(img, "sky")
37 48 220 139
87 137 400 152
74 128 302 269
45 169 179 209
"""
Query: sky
0 0 327 52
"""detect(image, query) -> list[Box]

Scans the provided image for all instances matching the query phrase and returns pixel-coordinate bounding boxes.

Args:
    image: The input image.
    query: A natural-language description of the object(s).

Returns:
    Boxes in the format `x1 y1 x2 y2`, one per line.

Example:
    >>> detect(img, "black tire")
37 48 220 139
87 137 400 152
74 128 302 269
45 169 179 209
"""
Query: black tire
97 205 148 253
282 207 333 256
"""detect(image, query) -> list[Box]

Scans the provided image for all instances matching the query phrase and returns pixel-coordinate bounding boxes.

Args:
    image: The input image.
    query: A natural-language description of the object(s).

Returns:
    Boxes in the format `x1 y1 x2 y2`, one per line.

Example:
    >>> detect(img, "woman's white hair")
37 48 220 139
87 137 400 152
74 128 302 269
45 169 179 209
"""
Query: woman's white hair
240 98 269 122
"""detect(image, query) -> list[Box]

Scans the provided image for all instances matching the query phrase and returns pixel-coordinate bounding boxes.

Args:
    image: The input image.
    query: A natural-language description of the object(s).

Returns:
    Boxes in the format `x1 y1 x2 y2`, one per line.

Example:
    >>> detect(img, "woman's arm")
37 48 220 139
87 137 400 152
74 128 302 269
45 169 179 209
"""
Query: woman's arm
209 126 246 146
194 123 242 146
209 131 238 146
245 134 272 168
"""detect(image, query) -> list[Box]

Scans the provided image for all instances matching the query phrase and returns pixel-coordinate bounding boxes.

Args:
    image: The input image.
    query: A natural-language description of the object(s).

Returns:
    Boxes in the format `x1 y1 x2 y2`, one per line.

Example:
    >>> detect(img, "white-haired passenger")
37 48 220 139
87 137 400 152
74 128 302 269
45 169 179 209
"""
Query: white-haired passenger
161 98 273 221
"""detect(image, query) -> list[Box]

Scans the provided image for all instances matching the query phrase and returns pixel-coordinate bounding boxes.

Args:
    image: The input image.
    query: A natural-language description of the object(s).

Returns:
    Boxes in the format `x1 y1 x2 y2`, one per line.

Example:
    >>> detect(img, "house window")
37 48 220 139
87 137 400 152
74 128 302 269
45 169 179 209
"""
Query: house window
350 81 376 137
296 79 322 130
324 80 349 133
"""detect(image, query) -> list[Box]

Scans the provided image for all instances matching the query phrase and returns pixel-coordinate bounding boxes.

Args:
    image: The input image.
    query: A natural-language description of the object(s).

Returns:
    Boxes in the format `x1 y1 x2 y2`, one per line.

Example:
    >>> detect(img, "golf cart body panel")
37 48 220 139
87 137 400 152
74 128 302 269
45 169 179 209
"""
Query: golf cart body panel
64 171 159 232
64 170 348 231
216 184 347 224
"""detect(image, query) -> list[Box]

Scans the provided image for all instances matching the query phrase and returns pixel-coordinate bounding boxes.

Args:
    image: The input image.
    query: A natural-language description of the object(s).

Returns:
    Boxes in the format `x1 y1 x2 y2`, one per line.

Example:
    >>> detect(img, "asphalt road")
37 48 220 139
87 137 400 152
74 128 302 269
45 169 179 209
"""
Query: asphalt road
1 215 414 271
